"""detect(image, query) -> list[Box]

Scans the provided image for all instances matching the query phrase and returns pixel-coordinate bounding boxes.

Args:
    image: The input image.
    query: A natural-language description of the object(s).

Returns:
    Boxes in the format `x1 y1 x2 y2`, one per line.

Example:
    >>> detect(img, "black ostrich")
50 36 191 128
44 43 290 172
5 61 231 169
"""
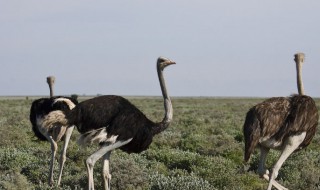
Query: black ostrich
41 57 175 190
243 53 319 190
29 76 78 186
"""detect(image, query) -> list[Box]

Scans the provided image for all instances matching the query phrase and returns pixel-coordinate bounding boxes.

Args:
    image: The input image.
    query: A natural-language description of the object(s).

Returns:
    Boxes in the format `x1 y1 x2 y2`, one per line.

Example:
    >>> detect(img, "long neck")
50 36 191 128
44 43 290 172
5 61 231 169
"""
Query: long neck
48 82 54 97
296 62 304 95
295 54 305 95
47 76 55 97
152 67 173 135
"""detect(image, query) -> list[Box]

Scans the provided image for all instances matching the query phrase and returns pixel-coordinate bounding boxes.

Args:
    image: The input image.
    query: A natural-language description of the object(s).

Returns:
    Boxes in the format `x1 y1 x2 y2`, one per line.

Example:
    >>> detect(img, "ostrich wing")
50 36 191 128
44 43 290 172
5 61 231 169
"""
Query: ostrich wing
275 95 318 149
254 97 291 138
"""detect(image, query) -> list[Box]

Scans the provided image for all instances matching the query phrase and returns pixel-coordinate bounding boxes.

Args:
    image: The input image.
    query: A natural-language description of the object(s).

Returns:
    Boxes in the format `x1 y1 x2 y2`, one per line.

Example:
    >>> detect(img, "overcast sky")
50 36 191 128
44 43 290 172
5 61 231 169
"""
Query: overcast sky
1 0 320 97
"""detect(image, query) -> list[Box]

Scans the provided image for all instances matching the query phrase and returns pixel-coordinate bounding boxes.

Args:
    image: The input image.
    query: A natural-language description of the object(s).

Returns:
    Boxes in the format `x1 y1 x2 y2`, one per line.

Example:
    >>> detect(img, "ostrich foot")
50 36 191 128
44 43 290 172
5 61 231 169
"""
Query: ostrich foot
262 173 288 190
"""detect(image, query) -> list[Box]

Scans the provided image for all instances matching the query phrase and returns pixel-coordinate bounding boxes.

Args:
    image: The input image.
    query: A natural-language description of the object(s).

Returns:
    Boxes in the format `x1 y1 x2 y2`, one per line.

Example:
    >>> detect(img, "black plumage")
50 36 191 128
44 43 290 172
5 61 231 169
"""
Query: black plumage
41 57 175 190
30 96 78 141
29 96 78 187
67 95 159 153
29 75 78 187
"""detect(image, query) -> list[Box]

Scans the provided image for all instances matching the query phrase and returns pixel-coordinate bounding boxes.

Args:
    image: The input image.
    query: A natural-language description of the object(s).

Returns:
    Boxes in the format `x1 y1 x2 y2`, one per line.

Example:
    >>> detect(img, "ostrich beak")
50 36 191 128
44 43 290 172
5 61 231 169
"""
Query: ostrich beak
162 60 175 71
165 60 176 66
157 57 176 71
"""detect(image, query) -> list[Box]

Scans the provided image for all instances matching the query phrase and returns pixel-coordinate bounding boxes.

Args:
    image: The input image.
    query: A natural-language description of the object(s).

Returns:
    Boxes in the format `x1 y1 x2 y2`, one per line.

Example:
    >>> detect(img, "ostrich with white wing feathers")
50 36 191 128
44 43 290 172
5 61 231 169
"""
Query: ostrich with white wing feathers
41 57 175 190
29 76 78 186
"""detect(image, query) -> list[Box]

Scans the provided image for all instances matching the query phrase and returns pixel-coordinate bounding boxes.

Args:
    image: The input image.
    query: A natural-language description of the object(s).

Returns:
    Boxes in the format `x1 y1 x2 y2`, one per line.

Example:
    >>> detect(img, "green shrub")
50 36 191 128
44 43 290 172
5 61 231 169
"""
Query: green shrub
149 171 217 190
0 148 38 170
1 98 320 189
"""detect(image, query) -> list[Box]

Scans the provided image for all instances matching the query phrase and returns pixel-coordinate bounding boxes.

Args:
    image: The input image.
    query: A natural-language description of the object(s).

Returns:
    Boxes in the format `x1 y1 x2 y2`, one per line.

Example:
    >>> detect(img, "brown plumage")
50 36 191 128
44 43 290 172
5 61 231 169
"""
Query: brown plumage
243 53 319 190
244 95 318 162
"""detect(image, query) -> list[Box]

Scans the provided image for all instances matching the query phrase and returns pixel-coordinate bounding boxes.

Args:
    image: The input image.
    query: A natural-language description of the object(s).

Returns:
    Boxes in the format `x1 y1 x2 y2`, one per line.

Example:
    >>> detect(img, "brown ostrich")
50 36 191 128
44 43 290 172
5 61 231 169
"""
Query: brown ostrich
30 76 78 186
243 53 319 190
40 57 175 190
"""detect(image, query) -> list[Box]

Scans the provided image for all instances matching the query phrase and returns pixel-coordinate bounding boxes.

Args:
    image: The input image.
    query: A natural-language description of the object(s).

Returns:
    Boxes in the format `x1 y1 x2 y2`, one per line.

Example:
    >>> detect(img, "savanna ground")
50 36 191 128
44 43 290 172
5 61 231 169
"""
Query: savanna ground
1 96 320 190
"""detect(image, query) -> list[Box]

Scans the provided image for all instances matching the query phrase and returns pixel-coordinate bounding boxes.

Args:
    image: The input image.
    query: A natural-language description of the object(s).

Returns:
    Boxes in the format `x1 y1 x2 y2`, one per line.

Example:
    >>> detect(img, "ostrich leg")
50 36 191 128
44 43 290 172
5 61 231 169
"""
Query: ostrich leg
57 125 75 186
85 138 132 190
266 133 306 190
257 147 287 190
48 137 58 186
102 152 112 190
257 147 270 178
258 147 287 189
263 174 287 190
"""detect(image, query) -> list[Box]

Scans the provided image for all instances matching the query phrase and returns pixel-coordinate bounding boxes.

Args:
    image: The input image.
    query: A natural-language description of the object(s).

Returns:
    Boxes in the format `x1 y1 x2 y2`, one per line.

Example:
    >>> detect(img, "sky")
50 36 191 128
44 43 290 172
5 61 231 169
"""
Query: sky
1 0 320 97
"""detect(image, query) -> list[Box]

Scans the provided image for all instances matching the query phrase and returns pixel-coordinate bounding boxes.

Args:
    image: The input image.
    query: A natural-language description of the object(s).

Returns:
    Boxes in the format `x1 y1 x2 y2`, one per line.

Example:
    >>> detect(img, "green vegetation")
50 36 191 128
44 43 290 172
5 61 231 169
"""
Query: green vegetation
0 97 319 189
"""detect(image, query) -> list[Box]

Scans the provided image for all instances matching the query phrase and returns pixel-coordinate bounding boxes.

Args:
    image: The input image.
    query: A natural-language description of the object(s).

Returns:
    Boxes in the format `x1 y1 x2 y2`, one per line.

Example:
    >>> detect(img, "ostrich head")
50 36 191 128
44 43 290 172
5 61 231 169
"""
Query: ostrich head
156 57 175 101
47 76 56 97
294 53 305 95
157 57 176 71
294 53 305 65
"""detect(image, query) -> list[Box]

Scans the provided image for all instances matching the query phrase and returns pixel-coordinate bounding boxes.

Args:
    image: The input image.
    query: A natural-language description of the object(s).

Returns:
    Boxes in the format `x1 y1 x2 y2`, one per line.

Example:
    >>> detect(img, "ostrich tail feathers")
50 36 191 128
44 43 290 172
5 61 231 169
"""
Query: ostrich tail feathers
37 110 69 141
42 110 68 127
243 109 261 162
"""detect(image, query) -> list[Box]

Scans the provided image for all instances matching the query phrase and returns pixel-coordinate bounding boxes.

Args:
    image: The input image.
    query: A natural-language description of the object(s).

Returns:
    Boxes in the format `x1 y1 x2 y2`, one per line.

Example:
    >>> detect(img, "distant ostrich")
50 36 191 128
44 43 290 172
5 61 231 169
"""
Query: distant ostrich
29 76 78 186
243 53 319 190
47 76 55 97
41 57 175 190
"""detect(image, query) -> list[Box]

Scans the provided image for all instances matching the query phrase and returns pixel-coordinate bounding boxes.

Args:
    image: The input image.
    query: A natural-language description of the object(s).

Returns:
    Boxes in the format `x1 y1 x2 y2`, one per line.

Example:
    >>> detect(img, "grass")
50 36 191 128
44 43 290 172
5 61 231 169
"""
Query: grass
0 97 320 189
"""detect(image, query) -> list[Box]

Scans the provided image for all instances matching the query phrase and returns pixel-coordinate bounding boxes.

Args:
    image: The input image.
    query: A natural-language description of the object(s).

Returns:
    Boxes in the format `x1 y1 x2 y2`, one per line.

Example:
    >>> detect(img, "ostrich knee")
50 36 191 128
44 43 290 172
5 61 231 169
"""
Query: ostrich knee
270 167 279 179
102 170 111 181
102 171 112 190
60 153 66 166
86 157 96 168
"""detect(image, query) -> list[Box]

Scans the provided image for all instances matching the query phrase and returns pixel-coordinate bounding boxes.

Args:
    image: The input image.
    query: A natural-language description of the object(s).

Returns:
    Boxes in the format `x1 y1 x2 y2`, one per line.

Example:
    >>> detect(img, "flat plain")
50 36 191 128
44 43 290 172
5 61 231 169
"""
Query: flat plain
1 96 320 190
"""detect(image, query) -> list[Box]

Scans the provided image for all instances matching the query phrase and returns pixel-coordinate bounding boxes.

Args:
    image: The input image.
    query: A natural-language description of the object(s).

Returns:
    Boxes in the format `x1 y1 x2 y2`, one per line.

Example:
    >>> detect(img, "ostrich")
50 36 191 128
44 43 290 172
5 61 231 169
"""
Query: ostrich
29 76 78 186
243 53 319 190
41 57 175 190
